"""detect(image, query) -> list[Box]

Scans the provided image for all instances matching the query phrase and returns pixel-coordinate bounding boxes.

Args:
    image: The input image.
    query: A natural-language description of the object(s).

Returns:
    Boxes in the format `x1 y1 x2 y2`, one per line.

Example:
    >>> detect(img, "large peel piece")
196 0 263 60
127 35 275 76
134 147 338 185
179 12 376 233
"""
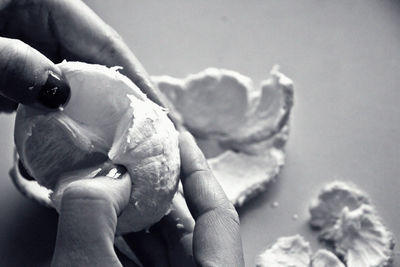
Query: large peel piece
152 66 293 206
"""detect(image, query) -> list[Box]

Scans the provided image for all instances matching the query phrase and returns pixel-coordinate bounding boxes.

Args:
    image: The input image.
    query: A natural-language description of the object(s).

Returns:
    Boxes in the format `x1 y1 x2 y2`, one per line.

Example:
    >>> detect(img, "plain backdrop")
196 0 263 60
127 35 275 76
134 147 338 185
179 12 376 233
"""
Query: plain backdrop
0 1 399 266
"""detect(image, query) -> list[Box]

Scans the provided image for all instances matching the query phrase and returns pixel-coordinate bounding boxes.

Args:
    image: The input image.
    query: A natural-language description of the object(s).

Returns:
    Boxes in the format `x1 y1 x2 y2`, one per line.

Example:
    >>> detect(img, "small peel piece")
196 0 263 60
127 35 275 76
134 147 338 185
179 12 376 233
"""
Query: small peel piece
255 235 346 267
208 150 282 206
322 205 394 267
309 181 370 230
255 235 312 267
309 181 395 267
310 249 345 267
152 67 294 206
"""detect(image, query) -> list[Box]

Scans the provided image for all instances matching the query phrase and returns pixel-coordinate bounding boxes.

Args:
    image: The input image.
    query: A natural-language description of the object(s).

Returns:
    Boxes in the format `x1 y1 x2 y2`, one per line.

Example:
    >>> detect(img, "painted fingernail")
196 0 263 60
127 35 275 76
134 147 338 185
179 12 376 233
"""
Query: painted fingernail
38 71 70 109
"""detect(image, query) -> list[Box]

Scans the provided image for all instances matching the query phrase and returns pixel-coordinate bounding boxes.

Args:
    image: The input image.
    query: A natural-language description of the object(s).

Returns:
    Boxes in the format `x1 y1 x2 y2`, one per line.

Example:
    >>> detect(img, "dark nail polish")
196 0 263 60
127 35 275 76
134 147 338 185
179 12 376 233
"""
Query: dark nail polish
38 71 70 109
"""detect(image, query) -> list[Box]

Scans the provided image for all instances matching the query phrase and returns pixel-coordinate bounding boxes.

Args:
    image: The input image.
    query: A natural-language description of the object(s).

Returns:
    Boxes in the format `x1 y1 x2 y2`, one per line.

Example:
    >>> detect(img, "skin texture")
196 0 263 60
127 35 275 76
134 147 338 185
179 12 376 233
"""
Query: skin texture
0 1 244 266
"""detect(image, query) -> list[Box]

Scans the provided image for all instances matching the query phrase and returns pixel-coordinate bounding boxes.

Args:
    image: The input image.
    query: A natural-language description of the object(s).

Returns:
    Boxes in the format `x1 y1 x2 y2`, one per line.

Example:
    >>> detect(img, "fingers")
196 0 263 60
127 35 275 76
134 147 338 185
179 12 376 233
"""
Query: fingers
1 0 182 124
47 2 161 102
179 132 232 218
179 132 245 266
0 37 70 109
51 173 131 267
46 0 182 126
152 193 196 267
124 193 196 267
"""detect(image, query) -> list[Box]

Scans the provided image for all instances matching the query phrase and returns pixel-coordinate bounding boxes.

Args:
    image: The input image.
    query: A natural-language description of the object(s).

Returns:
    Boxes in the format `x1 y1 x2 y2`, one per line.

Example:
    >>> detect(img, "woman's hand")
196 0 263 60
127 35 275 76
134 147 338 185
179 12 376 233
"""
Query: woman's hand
1 1 244 265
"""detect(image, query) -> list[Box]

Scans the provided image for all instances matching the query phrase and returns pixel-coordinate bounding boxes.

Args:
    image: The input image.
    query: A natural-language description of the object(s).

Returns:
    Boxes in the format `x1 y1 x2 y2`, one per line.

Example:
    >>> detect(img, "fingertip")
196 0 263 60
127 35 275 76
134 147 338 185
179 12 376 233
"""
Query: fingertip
179 131 195 146
36 70 71 109
0 37 70 109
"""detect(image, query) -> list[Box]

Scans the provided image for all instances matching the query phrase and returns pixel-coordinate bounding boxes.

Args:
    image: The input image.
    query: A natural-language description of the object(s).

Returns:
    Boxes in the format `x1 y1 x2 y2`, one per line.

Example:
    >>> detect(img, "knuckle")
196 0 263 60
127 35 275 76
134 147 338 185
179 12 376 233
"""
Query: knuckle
221 204 241 227
97 28 123 57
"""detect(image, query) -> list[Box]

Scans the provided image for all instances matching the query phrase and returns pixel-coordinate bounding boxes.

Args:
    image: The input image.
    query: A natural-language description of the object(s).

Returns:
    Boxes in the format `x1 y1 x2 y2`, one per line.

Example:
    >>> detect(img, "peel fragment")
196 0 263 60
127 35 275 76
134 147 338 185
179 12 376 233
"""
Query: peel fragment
310 249 345 267
153 66 294 206
255 235 312 267
309 181 370 230
255 235 345 267
309 182 394 267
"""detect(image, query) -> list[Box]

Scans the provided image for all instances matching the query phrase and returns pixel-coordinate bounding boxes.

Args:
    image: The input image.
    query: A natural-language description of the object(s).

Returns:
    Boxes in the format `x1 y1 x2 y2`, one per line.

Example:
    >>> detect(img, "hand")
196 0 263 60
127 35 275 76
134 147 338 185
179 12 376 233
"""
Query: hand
51 132 244 267
1 1 243 265
51 172 132 267
0 0 172 114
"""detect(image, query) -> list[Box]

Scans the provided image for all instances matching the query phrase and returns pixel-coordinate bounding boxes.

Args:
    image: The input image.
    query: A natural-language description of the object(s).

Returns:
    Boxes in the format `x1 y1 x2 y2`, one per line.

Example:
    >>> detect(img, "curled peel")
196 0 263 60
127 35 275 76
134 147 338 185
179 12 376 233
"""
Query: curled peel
153 66 294 206
309 181 394 267
309 181 371 230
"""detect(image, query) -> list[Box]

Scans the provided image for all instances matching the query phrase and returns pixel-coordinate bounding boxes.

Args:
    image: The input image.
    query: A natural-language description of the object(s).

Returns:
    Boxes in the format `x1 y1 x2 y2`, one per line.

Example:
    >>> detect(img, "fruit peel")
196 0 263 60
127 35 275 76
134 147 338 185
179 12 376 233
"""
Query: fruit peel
309 181 395 267
255 235 346 267
310 249 345 267
153 66 293 206
255 235 312 267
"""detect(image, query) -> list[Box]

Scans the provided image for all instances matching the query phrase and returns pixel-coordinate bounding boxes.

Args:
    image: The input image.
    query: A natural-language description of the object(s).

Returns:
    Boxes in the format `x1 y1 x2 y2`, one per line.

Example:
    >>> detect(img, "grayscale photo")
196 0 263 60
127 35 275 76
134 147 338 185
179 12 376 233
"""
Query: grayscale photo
0 1 399 266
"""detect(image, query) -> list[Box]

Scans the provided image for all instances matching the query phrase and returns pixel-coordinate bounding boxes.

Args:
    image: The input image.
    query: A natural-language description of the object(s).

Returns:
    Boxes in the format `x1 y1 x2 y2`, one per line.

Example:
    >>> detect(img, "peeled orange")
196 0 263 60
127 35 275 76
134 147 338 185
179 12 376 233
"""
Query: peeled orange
14 61 180 233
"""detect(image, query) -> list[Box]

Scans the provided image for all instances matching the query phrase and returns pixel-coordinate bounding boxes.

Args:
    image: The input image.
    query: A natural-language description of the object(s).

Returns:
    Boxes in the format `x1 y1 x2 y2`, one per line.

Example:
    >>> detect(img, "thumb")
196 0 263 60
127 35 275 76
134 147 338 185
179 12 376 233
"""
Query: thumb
0 37 70 109
52 170 131 267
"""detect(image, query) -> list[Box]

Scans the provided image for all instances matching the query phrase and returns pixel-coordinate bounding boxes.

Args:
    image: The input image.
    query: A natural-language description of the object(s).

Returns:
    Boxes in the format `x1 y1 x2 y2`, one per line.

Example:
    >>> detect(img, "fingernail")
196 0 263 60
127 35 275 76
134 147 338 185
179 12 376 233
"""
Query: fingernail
97 164 127 179
38 71 70 109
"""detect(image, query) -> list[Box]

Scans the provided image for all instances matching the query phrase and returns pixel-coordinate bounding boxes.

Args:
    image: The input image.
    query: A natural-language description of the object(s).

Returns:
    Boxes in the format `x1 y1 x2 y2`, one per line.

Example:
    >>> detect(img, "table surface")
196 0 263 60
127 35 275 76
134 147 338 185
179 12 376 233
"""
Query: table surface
0 1 399 266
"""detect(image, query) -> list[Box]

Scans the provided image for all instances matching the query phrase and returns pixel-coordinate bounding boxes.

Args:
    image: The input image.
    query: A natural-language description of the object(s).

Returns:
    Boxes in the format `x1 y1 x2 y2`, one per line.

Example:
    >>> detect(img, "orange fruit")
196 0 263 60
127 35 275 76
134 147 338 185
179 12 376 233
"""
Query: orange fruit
14 61 180 233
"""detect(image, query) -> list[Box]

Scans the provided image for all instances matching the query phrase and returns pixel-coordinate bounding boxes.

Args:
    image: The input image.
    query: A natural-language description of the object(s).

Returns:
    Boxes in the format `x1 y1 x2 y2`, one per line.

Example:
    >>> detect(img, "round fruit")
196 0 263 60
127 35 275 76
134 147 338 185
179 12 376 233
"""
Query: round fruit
14 61 180 233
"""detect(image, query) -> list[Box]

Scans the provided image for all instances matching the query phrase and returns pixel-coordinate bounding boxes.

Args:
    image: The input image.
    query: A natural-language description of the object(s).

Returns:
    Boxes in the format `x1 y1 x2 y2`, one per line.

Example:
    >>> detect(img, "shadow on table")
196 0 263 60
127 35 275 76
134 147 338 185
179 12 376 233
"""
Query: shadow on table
0 198 58 267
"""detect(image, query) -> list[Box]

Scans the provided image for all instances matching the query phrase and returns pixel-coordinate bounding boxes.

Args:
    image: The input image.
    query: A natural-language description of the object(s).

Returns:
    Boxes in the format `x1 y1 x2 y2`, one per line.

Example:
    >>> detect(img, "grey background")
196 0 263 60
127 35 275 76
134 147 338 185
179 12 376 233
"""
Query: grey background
0 0 399 266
